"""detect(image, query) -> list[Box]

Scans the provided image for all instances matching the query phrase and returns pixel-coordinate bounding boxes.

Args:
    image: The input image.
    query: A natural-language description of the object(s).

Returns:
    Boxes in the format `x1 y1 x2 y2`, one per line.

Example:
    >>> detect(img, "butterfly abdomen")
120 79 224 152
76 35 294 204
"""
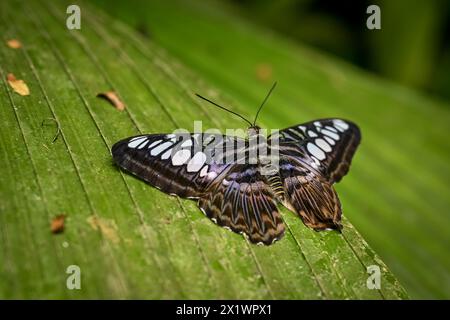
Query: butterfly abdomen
266 174 285 202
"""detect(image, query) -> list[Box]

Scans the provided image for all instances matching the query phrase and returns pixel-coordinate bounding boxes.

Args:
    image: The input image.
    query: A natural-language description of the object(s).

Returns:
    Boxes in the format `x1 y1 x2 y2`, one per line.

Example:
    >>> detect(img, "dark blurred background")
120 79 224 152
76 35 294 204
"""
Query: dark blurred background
227 0 450 102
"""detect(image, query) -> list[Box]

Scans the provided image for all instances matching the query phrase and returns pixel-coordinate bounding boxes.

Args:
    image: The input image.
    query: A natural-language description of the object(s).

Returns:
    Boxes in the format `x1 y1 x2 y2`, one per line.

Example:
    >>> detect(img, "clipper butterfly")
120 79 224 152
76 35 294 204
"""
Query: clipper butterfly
112 85 361 245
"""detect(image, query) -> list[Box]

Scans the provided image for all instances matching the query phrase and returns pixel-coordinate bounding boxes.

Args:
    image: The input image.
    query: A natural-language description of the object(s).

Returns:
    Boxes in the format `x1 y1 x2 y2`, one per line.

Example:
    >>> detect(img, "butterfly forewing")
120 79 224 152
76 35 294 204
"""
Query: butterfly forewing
112 133 231 198
271 118 361 183
199 163 285 245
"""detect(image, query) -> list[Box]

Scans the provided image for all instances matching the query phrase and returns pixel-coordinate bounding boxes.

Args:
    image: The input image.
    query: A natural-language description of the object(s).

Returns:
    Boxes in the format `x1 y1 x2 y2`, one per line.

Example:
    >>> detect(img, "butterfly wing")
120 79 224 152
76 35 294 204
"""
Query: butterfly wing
112 133 232 198
112 132 285 244
271 118 361 183
198 163 285 245
269 118 360 230
278 156 342 230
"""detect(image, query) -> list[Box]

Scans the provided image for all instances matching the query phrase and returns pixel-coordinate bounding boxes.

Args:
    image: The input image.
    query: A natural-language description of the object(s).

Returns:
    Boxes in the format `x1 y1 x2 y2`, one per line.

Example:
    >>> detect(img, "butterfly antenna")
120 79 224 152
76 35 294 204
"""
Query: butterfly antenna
253 81 277 126
195 93 253 127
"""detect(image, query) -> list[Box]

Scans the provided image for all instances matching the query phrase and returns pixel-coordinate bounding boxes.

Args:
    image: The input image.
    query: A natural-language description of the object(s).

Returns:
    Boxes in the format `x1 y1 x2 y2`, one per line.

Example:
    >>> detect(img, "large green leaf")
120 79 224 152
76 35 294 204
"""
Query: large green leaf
0 0 413 299
92 0 450 299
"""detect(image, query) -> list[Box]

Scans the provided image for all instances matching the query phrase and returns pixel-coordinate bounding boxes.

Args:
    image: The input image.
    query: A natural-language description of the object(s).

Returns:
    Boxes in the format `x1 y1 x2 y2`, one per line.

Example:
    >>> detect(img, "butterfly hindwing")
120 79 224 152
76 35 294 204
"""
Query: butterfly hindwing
278 157 342 230
198 164 285 245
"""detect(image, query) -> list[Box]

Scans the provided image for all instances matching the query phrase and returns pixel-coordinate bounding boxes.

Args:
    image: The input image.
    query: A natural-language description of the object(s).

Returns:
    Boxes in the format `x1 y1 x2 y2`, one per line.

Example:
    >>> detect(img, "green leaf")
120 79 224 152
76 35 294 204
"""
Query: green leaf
91 0 450 299
0 0 411 299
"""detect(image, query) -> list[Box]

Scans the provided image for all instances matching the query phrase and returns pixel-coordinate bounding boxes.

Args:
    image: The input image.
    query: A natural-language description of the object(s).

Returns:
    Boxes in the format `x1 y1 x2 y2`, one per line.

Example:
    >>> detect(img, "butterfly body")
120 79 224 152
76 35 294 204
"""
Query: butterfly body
112 118 360 245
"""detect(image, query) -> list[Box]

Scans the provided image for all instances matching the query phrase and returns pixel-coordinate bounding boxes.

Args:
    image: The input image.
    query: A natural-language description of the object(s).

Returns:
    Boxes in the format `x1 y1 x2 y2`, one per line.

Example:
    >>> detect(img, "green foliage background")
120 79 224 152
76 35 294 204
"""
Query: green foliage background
93 0 450 299
0 0 448 299
224 0 450 101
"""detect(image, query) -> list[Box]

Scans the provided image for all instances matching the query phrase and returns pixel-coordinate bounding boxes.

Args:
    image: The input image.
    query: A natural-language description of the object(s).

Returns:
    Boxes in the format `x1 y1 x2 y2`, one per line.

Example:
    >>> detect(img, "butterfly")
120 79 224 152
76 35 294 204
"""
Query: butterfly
112 83 361 245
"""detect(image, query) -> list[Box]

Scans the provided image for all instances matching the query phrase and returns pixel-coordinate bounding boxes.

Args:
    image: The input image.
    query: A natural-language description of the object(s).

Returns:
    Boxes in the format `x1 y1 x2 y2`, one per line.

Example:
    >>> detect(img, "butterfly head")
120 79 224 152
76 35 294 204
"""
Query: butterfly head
248 125 261 136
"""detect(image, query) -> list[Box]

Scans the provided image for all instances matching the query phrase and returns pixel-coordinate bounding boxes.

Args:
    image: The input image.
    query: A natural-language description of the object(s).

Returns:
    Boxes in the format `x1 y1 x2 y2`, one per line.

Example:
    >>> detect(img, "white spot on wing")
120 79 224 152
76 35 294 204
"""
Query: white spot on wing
148 140 162 148
307 142 326 160
172 149 191 166
308 130 318 138
325 126 338 133
187 152 207 172
161 149 172 160
203 134 215 146
310 156 321 168
129 136 144 142
192 133 200 142
321 129 340 140
128 137 147 148
150 141 173 156
199 165 209 177
333 119 349 132
324 136 335 145
315 138 331 152
137 140 148 149
289 128 302 136
207 171 218 180
180 139 193 148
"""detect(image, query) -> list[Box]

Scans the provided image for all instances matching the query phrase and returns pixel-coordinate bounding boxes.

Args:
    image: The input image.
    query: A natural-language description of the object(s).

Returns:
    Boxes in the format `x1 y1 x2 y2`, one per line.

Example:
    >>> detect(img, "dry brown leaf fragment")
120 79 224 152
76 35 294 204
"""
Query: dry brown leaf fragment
7 39 22 49
97 91 125 111
51 214 66 234
7 73 30 96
